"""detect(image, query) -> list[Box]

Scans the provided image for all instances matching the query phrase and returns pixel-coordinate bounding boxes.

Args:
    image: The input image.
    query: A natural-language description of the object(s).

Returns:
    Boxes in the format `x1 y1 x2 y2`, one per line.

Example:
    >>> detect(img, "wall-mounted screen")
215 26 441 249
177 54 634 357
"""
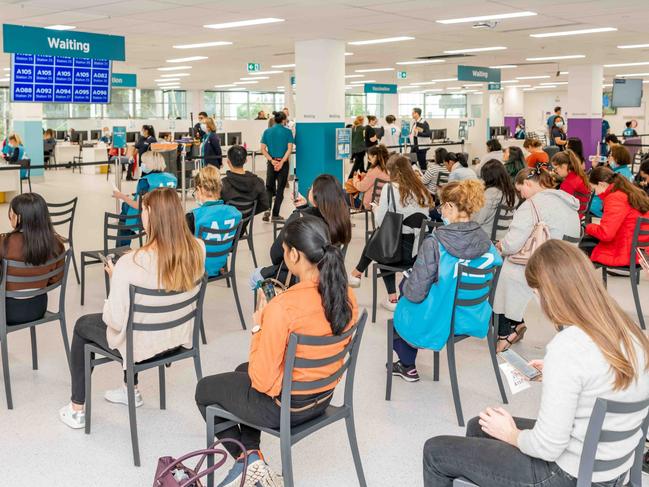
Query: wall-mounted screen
612 78 642 108
10 53 112 103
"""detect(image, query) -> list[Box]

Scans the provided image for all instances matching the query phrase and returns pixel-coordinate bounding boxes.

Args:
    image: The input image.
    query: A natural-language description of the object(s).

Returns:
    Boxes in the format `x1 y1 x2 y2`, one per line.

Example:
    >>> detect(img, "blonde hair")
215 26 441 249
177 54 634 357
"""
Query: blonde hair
439 180 485 217
141 151 166 172
205 117 217 133
194 165 222 198
139 188 205 292
8 133 23 146
353 115 364 127
526 240 649 391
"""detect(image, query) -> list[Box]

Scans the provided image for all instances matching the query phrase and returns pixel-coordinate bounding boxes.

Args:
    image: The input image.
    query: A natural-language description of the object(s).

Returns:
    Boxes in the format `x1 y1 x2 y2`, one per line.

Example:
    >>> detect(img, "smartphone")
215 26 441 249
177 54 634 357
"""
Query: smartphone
292 178 300 201
498 349 542 381
260 279 277 301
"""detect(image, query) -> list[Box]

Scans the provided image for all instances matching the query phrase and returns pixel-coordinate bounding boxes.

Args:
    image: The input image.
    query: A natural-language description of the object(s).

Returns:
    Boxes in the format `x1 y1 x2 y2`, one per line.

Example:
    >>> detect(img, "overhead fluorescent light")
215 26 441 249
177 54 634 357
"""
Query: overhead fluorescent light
522 88 536 91
447 86 463 90
204 18 284 30
0 78 9 83
489 65 517 69
604 61 649 68
531 27 617 38
157 81 180 85
431 77 457 82
158 66 192 71
501 80 519 84
616 72 649 77
173 41 232 49
350 79 375 84
345 74 364 78
516 75 551 80
345 52 354 56
355 67 395 73
398 86 417 90
395 59 445 65
276 86 285 89
506 84 531 88
540 81 568 85
214 84 237 88
536 84 558 88
271 63 295 68
160 73 190 78
462 83 483 87
618 43 649 49
526 54 585 61
422 88 443 92
410 81 437 86
155 78 180 82
559 71 569 75
436 11 537 24
166 56 208 63
240 76 269 80
444 46 507 54
233 80 259 85
250 70 283 75
45 24 76 30
3 68 10 71
228 87 244 91
348 36 415 46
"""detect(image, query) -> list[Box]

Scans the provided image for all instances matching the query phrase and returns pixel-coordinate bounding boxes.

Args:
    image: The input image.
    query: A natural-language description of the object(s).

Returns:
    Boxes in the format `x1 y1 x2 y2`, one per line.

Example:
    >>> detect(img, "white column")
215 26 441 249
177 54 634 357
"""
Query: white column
567 65 603 160
283 70 295 116
11 102 45 177
504 86 524 136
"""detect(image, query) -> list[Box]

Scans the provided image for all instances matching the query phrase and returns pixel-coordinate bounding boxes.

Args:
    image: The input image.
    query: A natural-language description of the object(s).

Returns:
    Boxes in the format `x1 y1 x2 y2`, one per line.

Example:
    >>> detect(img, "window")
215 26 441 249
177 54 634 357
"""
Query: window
135 89 161 119
345 94 366 117
365 93 384 117
398 93 424 118
163 90 187 119
223 91 249 120
107 88 133 118
249 92 275 119
0 87 8 138
203 91 221 119
437 94 467 118
397 93 467 119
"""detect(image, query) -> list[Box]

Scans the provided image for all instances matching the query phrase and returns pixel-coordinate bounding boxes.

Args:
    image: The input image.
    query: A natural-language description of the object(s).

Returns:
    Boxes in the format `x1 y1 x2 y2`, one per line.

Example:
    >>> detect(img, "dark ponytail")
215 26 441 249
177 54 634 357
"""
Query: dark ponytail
272 111 287 124
283 215 352 335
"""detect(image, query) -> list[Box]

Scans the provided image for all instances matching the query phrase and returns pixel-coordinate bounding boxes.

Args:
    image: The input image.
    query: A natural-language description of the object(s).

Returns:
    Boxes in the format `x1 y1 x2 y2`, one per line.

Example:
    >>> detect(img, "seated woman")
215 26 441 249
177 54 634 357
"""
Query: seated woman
473 160 517 239
494 166 580 352
186 165 241 277
255 173 351 286
523 138 549 168
350 155 434 311
637 159 649 196
391 180 501 381
421 147 448 197
0 193 65 325
423 240 649 487
346 144 389 210
195 215 358 486
2 134 25 164
59 188 205 428
552 149 590 217
445 152 477 182
590 145 636 218
503 146 526 179
581 166 649 266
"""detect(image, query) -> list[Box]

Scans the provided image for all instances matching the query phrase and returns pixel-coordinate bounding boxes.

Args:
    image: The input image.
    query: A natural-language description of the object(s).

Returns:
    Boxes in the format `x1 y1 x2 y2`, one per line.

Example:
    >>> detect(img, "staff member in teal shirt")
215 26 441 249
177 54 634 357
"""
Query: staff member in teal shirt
260 111 294 222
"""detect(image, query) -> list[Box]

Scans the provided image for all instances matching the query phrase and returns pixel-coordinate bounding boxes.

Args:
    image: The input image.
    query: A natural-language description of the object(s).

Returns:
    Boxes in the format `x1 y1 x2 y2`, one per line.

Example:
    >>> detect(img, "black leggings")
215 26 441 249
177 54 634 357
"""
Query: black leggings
6 295 47 325
355 234 416 294
348 151 366 180
195 363 332 458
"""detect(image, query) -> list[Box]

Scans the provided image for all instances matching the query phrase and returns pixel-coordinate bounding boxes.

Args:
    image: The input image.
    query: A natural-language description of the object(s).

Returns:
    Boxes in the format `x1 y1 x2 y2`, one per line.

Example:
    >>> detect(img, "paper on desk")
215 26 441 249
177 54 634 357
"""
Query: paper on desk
499 362 531 395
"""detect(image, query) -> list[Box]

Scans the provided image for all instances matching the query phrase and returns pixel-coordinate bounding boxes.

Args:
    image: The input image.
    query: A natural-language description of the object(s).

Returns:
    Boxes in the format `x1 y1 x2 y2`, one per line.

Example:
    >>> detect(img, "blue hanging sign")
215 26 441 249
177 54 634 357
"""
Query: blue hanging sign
458 65 501 83
364 83 397 94
335 128 352 159
112 73 137 88
2 24 126 61
112 126 127 149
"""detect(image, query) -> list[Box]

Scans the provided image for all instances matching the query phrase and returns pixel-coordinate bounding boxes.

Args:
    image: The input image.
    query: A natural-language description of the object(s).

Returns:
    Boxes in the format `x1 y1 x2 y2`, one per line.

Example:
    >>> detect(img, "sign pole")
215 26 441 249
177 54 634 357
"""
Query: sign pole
180 145 187 211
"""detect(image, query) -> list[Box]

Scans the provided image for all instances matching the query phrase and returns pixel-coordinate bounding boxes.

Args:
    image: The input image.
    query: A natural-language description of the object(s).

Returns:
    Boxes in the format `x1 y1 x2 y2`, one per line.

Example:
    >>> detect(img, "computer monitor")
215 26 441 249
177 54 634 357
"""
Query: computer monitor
216 133 226 146
173 132 188 140
71 131 87 143
489 126 509 138
158 131 171 141
90 130 102 140
432 129 447 140
227 132 242 146
55 130 66 140
374 126 385 139
126 132 138 143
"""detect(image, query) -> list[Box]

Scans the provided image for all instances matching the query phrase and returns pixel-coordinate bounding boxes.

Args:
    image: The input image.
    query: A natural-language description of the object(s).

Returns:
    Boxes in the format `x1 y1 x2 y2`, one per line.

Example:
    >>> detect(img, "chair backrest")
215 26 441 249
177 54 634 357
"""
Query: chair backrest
576 397 649 487
562 232 583 244
490 203 515 242
418 219 443 250
197 220 243 272
574 190 593 221
449 264 501 337
0 249 71 327
543 145 560 160
18 159 30 178
278 309 368 431
47 198 78 243
371 178 388 205
226 199 257 237
103 211 145 252
124 275 208 366
436 171 449 186
630 217 649 270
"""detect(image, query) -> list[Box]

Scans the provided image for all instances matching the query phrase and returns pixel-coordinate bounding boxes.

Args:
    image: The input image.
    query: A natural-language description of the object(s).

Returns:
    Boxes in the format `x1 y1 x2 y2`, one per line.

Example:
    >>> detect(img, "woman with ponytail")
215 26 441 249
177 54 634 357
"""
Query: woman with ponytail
551 149 590 216
196 215 358 486
582 166 649 267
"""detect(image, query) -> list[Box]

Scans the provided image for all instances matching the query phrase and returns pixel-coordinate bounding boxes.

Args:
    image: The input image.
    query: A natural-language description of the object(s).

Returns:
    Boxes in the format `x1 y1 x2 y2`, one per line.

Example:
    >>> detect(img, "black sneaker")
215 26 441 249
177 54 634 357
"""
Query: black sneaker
271 215 284 223
392 361 420 382
262 211 270 222
642 450 649 474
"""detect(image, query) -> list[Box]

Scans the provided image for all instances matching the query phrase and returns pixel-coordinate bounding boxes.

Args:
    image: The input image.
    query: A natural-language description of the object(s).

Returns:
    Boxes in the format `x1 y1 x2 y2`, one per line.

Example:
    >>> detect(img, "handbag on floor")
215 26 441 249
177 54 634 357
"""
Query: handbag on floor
365 184 403 264
153 439 247 487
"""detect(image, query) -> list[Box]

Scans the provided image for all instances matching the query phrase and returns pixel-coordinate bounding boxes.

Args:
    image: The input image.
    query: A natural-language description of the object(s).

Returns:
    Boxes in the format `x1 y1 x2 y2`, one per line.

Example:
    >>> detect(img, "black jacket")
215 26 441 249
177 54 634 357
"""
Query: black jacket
202 132 223 168
412 119 432 149
221 171 270 215
134 135 156 157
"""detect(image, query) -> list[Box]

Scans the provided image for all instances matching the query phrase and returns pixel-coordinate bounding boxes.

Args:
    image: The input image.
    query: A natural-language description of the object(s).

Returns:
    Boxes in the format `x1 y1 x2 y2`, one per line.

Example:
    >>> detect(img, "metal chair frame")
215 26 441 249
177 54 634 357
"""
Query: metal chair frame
47 198 80 284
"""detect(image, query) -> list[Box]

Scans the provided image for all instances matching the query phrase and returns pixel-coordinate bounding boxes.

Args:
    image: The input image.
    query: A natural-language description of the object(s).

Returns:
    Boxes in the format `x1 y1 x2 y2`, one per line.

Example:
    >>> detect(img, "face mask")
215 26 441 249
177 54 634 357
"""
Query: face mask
556 122 564 128
141 163 151 174
200 123 207 132
442 217 450 226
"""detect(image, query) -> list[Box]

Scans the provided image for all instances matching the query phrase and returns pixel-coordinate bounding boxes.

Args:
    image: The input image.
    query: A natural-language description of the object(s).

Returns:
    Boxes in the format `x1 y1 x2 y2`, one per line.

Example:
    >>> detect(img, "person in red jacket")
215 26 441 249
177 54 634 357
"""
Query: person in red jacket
583 166 649 267
552 149 591 218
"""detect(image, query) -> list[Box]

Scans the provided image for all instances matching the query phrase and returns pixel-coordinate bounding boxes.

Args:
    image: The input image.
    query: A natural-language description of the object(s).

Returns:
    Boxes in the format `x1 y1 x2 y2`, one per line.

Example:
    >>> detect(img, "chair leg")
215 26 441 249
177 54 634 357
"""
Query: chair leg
446 342 464 427
28 178 32 192
199 318 207 345
84 349 93 434
231 273 246 330
487 325 508 404
225 275 231 289
601 266 608 288
158 365 166 410
59 317 71 371
248 236 258 268
69 243 80 284
630 270 646 330
193 353 202 381
126 370 141 466
30 327 38 370
345 413 367 487
386 319 394 401
280 436 294 487
80 255 86 306
371 264 378 323
1 337 13 409
206 408 216 487
103 271 110 299
433 351 440 382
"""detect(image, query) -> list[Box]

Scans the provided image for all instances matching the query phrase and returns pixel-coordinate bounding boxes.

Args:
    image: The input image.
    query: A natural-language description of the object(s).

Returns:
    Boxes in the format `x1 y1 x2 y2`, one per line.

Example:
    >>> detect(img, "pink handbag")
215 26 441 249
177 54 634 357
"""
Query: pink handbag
507 200 551 265
153 439 247 487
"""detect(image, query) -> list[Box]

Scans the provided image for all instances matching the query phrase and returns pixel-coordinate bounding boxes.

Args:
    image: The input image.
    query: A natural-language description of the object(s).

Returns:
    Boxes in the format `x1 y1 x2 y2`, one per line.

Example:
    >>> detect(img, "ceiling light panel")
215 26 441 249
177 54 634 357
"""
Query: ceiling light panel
516 75 551 80
489 65 517 69
618 44 649 49
158 66 192 71
173 41 232 49
530 27 616 38
271 64 295 68
45 25 76 30
604 61 649 68
436 11 537 24
395 60 445 65
166 56 208 63
348 36 415 46
444 46 507 54
355 68 395 73
525 55 585 61
160 73 190 77
204 18 284 30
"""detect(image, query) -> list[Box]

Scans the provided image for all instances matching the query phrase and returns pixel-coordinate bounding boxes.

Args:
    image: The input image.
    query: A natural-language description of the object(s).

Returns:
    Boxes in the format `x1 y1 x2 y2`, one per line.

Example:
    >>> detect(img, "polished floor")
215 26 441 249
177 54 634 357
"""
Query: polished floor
1 170 647 486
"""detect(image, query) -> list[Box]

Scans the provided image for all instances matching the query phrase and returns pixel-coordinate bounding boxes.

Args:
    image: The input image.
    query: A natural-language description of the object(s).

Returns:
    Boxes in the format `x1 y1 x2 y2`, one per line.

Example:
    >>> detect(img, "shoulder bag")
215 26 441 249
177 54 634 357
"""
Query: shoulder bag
507 200 551 265
365 184 403 264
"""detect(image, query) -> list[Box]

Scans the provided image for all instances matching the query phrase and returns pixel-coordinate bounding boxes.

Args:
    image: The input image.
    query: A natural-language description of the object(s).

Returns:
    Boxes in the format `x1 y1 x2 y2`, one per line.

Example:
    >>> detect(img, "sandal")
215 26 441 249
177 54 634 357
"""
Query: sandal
496 324 528 353
496 336 514 353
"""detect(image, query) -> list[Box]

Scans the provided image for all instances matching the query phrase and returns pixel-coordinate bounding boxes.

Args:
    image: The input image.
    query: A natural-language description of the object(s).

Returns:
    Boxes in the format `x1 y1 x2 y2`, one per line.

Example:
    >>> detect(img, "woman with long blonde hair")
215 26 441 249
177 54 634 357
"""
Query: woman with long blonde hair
60 188 206 429
423 240 649 486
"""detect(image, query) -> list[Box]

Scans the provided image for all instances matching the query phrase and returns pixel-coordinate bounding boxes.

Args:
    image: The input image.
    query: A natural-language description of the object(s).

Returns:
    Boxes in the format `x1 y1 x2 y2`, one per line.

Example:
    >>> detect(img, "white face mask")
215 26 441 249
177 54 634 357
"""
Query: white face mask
556 121 564 128
200 123 207 132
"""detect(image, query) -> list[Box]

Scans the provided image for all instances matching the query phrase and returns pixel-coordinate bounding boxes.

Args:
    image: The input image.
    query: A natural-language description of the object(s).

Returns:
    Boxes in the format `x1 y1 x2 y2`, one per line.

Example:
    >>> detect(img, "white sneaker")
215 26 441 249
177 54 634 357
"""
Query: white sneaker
381 298 398 312
59 404 85 429
349 274 361 288
104 385 143 408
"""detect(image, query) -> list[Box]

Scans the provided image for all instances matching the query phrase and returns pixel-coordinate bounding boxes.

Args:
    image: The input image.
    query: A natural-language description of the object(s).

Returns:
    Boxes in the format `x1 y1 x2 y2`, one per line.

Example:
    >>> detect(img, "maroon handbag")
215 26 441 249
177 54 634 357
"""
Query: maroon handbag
153 439 247 487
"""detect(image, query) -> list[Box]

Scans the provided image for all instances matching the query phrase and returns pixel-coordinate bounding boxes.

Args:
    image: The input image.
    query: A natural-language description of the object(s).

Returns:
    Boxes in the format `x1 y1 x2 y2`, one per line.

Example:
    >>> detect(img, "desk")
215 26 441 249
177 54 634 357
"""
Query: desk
81 146 110 174
54 143 80 165
0 164 21 200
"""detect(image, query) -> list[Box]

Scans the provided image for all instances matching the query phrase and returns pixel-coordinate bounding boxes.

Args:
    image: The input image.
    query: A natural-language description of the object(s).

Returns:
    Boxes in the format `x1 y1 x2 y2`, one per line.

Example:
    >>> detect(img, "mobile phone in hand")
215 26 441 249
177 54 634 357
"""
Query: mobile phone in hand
260 279 277 301
499 349 542 381
292 178 299 201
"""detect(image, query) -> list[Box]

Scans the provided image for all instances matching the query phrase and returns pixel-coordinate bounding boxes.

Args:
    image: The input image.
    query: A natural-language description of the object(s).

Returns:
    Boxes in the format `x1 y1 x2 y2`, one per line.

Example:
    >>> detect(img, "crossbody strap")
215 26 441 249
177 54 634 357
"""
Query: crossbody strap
387 184 397 213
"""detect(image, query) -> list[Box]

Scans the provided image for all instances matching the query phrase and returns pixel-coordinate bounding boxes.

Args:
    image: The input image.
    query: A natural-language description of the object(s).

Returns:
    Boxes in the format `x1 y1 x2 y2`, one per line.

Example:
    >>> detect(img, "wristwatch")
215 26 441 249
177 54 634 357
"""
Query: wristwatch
252 325 261 334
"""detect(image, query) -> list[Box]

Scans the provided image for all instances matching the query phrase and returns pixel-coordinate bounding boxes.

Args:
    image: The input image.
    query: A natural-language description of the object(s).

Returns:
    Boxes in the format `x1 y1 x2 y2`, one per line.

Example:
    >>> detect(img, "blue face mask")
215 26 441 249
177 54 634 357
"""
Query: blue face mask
442 217 450 225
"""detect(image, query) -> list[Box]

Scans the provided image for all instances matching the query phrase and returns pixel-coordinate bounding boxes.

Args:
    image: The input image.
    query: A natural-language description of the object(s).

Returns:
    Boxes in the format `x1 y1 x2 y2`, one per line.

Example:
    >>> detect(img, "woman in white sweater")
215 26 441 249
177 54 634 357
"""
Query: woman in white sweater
350 154 433 311
59 188 206 429
423 240 649 486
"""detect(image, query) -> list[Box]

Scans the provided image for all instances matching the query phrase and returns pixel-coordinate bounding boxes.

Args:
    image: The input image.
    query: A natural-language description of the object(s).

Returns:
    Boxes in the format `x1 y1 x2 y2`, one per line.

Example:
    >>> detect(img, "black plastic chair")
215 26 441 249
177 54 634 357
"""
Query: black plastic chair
198 220 246 332
226 199 258 267
272 219 285 241
386 265 507 427
596 217 649 330
80 212 145 305
489 204 515 242
453 396 649 487
47 198 80 284
18 159 31 193
417 220 443 250
0 250 71 409
574 190 593 223
205 310 368 487
543 145 560 160
84 276 207 466
349 178 388 247
436 170 449 187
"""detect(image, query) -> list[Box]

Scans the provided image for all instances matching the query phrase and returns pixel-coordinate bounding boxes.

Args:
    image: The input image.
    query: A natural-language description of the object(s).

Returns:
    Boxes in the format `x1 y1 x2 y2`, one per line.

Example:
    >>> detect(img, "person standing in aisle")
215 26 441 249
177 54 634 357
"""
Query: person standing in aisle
199 117 223 168
382 115 400 149
411 107 432 171
348 115 366 180
365 115 379 153
193 111 208 139
261 111 294 222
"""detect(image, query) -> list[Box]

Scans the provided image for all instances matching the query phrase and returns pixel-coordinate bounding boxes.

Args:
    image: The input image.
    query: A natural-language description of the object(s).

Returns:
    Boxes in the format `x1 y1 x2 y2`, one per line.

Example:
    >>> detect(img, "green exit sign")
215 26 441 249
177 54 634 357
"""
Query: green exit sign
397 71 407 79
247 62 261 73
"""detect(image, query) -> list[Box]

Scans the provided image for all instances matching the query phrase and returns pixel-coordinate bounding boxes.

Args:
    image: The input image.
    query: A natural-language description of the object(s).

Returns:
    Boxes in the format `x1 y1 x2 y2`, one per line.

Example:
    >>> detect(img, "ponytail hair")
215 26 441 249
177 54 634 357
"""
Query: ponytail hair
272 111 287 124
515 163 556 189
282 215 352 335
589 166 649 213
551 149 589 188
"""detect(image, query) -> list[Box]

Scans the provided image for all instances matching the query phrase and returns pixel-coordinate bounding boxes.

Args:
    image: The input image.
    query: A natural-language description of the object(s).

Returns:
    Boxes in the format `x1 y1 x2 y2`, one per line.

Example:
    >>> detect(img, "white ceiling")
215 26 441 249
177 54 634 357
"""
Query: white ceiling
1 0 649 93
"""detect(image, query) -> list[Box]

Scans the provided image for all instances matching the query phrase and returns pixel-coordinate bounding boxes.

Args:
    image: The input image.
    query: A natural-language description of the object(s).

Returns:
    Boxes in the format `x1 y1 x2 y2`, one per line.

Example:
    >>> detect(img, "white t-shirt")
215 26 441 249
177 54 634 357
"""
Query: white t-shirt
381 123 400 149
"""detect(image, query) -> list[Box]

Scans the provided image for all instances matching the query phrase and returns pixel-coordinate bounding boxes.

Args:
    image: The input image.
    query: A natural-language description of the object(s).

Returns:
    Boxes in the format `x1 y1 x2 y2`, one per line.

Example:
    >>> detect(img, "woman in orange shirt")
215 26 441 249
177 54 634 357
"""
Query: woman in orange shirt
195 215 359 486
524 138 549 168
